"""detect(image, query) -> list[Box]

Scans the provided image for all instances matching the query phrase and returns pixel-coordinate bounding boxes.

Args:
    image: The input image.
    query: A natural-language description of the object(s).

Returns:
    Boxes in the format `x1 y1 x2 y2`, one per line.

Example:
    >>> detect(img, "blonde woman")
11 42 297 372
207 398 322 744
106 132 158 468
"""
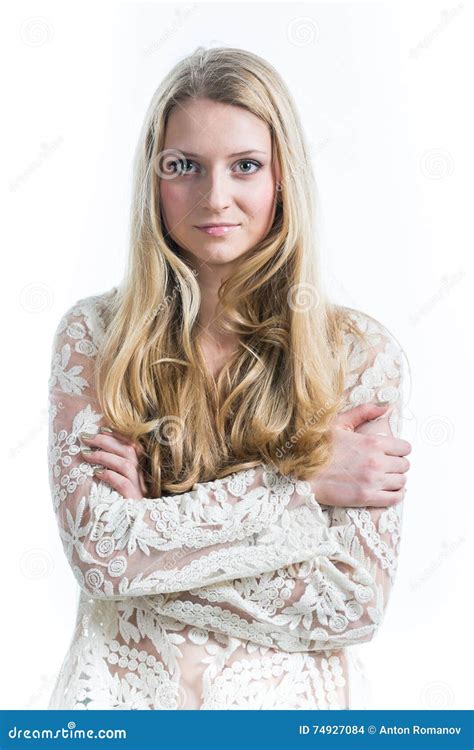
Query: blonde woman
47 46 412 710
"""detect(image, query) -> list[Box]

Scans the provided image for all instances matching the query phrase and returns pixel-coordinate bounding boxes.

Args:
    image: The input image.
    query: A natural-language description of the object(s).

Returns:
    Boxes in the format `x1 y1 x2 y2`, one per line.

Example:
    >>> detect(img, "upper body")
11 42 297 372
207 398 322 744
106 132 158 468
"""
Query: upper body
47 46 410 710
47 288 407 709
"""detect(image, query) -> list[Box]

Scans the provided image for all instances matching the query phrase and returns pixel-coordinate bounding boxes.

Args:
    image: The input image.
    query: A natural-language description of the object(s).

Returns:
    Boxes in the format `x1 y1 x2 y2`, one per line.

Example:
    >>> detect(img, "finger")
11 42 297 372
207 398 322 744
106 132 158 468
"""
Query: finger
92 468 141 499
377 435 412 457
102 429 144 457
371 488 406 507
97 427 144 456
381 472 407 491
381 455 410 473
80 449 136 481
79 432 140 464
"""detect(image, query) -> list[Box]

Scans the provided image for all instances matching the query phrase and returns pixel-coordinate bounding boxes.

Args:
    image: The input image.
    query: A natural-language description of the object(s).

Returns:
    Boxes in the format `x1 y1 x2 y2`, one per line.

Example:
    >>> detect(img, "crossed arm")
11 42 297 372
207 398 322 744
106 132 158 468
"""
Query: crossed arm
48 298 409 652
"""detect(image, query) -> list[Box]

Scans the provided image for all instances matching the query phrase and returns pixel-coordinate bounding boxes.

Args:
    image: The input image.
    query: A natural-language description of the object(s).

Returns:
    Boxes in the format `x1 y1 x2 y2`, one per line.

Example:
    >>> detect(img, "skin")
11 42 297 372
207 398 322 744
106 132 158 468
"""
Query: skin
79 98 412 502
159 97 281 356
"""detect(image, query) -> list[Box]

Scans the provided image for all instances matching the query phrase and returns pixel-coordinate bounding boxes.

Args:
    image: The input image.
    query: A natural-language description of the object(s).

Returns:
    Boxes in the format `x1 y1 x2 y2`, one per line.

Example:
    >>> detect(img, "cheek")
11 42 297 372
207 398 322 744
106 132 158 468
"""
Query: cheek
244 180 276 229
160 183 188 226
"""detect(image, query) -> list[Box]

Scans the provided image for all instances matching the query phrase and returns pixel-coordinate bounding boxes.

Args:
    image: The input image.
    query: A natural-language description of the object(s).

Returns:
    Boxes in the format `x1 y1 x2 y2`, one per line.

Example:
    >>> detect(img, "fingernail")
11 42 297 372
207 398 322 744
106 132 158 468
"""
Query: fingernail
79 432 96 441
80 447 94 454
92 467 104 476
99 426 113 434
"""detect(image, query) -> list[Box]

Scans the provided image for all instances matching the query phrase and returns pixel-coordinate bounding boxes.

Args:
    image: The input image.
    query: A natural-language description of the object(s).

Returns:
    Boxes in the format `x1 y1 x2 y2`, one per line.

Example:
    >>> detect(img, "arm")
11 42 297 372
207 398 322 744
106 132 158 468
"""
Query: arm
142 310 408 652
48 296 340 600
48 298 406 651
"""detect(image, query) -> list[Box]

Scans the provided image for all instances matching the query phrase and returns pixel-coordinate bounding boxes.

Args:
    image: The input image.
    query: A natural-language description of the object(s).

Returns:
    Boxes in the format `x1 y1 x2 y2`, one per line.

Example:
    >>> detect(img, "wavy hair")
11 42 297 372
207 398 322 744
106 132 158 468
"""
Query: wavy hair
95 45 370 495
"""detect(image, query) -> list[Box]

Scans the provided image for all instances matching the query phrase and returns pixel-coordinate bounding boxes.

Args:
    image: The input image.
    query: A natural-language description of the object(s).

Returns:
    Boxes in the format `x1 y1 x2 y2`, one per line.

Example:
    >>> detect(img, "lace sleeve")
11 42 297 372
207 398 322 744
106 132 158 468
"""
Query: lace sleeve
48 296 341 601
143 311 407 653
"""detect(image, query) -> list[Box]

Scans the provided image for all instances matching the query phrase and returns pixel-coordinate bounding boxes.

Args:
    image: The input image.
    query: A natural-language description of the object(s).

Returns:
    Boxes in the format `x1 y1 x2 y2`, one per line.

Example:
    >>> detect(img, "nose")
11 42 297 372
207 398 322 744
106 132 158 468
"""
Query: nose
198 168 232 211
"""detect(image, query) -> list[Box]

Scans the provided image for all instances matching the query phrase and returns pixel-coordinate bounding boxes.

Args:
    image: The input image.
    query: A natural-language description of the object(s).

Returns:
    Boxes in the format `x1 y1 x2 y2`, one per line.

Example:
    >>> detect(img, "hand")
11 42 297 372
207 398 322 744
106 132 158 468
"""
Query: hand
78 427 147 500
310 403 412 508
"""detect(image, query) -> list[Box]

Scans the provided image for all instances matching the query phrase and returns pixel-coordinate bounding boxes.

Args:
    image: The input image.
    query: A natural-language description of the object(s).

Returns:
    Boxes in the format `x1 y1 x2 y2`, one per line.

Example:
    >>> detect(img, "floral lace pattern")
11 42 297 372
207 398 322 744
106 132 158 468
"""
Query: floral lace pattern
47 289 406 709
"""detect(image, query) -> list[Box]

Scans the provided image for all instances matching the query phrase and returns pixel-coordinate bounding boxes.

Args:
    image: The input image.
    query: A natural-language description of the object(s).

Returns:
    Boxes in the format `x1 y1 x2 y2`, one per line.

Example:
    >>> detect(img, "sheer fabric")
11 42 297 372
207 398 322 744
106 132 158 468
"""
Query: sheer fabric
47 288 405 709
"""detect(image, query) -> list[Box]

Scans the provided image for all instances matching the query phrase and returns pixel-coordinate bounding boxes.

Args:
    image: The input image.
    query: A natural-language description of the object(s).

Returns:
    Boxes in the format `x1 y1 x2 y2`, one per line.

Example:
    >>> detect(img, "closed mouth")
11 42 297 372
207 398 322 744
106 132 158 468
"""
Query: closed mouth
196 223 240 228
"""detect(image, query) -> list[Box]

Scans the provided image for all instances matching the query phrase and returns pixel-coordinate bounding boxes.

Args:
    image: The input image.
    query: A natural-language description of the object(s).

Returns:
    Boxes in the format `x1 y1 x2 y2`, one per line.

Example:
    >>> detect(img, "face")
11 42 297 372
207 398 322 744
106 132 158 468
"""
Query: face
158 97 281 274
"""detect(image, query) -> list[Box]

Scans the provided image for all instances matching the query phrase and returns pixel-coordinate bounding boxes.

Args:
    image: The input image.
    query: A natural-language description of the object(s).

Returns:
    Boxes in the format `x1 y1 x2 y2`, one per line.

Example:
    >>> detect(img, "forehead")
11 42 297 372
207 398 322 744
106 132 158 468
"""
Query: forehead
163 97 271 157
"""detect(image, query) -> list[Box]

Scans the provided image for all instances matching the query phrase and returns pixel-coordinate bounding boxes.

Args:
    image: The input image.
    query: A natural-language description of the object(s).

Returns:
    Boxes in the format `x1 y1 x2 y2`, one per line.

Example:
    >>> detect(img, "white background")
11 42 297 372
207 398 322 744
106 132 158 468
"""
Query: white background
2 0 472 710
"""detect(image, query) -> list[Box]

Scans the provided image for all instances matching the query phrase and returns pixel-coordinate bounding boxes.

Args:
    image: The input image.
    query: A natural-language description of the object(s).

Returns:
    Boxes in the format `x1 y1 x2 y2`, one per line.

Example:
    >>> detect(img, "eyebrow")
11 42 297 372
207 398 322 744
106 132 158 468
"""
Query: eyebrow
176 149 267 159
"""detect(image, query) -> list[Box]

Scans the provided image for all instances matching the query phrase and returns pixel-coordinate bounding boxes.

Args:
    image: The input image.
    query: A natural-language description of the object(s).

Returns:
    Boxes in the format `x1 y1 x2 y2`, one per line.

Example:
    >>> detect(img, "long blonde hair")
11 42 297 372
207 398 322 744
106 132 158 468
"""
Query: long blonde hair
95 46 367 495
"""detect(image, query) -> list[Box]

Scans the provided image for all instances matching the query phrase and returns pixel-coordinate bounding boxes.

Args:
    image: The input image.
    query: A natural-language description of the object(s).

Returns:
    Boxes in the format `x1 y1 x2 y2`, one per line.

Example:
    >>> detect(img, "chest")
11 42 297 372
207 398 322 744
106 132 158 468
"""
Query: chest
199 339 239 380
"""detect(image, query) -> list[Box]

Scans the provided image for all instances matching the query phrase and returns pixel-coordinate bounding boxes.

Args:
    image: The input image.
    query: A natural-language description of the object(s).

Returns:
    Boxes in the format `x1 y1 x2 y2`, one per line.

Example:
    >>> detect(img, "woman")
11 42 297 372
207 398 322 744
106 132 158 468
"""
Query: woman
47 46 411 710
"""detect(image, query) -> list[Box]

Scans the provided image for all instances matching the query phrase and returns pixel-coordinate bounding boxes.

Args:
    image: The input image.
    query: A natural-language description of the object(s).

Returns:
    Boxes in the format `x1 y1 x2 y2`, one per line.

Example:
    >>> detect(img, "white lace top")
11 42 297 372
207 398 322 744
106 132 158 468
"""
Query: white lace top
46 288 405 710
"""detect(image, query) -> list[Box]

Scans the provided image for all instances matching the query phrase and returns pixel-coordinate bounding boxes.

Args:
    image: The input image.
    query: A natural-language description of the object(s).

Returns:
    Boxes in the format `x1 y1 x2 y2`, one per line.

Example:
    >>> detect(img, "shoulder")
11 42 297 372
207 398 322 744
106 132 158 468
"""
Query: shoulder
334 305 404 361
332 305 406 398
53 286 119 351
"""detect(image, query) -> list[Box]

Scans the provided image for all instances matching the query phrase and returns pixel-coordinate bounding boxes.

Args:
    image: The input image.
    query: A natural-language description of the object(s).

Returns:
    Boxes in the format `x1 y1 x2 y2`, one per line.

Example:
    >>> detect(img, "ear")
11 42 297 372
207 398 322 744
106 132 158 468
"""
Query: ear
274 162 282 186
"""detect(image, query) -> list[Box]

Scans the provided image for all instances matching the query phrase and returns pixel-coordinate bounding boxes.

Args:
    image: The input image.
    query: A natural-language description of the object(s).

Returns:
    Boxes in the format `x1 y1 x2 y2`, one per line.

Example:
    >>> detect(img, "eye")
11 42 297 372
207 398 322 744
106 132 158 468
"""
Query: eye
234 159 261 175
167 157 196 175
165 157 262 176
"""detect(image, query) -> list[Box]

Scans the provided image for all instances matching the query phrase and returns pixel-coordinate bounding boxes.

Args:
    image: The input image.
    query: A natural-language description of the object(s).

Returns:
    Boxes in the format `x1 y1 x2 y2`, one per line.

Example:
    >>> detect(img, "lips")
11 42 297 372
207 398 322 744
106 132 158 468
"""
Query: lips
197 223 239 228
195 224 241 237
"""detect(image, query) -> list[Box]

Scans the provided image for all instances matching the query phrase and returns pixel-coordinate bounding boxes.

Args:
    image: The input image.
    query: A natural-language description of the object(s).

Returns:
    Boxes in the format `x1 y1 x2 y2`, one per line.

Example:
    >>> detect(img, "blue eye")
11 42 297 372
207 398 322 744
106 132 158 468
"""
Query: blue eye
235 159 261 174
168 158 262 176
168 157 195 174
